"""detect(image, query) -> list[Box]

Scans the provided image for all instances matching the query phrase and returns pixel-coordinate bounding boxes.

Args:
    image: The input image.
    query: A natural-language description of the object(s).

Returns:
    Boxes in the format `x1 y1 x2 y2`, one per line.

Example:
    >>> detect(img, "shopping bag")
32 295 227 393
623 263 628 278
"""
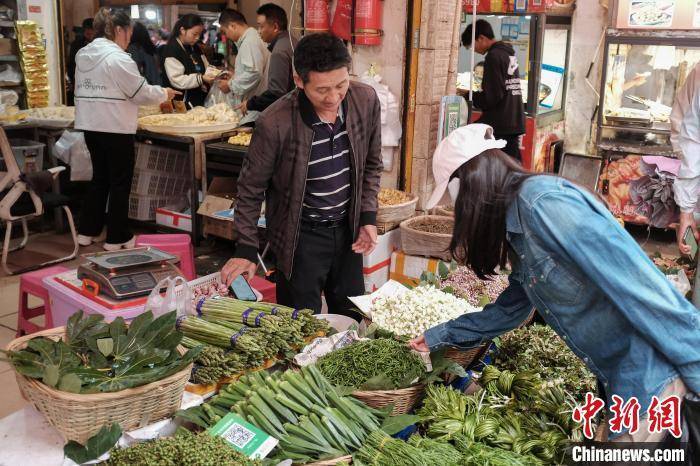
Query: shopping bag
146 276 192 317
204 81 238 108
53 130 93 181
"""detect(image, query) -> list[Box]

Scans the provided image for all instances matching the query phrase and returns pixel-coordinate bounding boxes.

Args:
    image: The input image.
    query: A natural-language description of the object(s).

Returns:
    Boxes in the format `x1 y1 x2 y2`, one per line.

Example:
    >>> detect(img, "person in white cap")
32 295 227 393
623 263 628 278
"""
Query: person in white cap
409 124 700 443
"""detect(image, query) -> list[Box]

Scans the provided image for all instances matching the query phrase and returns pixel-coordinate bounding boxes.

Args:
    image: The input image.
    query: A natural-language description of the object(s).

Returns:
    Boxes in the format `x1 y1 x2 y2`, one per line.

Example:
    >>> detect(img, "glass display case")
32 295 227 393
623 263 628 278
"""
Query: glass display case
598 39 700 156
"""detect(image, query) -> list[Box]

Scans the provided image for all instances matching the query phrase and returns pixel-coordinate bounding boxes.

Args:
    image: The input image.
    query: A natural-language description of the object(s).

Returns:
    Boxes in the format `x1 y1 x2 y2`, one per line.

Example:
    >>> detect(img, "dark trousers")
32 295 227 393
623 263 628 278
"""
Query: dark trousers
496 133 522 162
78 131 135 244
276 223 365 321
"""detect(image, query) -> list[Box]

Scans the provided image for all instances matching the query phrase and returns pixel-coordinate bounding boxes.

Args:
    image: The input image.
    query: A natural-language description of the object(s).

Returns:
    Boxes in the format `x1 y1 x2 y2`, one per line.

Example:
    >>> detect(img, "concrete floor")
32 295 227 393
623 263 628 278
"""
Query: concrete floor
0 223 684 420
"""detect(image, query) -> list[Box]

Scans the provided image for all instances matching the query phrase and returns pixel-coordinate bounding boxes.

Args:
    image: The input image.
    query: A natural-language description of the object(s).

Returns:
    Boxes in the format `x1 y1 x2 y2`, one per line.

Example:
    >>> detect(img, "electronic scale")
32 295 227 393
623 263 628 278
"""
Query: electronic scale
77 247 182 300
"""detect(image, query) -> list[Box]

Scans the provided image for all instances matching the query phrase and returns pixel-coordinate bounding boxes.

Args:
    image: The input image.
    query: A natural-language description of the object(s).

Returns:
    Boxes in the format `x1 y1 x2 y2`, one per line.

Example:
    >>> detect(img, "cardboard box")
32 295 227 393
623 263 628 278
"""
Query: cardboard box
389 250 444 287
197 177 237 240
0 39 16 56
363 229 401 292
156 205 192 232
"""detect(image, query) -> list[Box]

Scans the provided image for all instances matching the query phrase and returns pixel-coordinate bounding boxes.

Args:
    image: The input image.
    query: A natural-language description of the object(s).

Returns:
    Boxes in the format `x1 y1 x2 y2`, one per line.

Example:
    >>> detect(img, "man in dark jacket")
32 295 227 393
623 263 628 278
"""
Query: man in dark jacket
67 18 95 106
221 33 382 318
463 20 525 161
238 3 297 115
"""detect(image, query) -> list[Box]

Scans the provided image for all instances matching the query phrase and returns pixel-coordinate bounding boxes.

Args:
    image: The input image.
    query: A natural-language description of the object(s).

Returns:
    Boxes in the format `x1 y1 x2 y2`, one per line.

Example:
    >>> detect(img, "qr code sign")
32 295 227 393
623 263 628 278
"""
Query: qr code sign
222 423 255 448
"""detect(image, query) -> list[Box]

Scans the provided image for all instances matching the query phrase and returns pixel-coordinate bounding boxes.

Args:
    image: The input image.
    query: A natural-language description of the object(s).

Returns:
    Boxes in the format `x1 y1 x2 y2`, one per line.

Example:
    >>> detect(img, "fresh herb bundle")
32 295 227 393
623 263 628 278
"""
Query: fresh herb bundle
102 430 262 465
494 324 596 403
1 310 199 394
316 338 426 390
418 366 580 464
353 431 462 466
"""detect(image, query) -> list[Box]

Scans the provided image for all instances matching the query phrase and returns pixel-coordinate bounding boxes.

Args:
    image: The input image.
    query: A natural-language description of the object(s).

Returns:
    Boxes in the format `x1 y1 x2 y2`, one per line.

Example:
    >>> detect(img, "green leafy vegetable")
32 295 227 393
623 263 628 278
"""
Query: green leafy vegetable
64 423 122 464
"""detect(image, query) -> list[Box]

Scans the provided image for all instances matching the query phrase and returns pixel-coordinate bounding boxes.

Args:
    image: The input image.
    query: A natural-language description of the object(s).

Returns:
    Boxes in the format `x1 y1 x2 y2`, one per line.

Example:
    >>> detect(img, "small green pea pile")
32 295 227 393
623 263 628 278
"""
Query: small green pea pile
316 338 425 390
103 431 262 466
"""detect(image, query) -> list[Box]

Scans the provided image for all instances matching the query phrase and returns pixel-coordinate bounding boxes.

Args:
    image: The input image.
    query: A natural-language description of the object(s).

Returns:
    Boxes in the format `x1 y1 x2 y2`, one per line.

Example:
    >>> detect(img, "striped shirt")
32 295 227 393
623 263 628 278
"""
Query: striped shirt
302 103 352 222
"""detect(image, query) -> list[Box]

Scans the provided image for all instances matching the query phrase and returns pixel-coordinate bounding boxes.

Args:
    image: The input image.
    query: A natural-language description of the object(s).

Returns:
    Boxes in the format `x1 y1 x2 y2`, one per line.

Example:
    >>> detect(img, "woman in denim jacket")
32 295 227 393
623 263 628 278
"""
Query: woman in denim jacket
410 124 700 442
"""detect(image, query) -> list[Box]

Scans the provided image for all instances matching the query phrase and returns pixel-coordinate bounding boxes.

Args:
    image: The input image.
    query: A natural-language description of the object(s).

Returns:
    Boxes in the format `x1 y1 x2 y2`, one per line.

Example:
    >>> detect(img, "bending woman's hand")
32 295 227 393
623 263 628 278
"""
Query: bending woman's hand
409 335 430 353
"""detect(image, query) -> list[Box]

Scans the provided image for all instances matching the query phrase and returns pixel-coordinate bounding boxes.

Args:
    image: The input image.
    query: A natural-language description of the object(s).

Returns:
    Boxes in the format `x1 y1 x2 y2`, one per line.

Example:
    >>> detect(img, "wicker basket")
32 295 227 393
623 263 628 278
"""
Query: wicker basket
445 343 490 368
305 455 352 465
433 205 454 217
6 327 192 443
352 384 425 416
400 215 454 261
377 194 418 224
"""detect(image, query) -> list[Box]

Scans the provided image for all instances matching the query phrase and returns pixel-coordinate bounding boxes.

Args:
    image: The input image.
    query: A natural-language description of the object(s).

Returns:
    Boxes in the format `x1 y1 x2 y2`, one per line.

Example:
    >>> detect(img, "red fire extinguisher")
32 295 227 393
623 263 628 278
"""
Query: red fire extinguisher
304 0 330 33
354 0 383 46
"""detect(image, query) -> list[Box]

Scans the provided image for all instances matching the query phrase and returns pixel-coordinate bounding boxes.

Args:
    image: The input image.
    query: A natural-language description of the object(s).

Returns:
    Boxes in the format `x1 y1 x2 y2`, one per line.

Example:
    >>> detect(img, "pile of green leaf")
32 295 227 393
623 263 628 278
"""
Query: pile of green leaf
102 429 262 466
494 324 596 403
1 310 199 393
418 366 581 464
316 338 426 390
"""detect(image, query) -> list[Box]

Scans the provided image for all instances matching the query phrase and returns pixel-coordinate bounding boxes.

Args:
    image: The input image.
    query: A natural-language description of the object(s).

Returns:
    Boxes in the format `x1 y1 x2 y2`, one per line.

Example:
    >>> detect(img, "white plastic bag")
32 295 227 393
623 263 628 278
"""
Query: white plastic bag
146 276 192 318
53 130 93 181
204 81 238 108
666 269 691 297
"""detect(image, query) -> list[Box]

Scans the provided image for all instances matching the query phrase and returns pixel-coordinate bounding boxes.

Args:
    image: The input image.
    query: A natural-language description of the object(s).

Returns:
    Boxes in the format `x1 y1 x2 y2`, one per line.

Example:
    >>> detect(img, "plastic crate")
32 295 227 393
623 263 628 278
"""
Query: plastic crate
135 142 190 173
131 168 190 197
2 139 45 173
129 194 183 221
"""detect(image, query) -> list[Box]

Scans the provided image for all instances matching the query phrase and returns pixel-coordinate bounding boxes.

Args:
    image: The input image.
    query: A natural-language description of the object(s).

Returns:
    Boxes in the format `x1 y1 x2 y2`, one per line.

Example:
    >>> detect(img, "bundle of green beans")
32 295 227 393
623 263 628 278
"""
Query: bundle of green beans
102 430 262 466
316 338 425 389
177 366 385 464
180 336 246 385
353 431 461 466
176 316 265 366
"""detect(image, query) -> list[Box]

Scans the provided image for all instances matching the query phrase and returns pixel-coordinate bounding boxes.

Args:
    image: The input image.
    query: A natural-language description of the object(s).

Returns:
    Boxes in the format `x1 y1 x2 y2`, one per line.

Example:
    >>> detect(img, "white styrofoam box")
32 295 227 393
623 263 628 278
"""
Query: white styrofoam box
155 206 192 232
362 229 401 292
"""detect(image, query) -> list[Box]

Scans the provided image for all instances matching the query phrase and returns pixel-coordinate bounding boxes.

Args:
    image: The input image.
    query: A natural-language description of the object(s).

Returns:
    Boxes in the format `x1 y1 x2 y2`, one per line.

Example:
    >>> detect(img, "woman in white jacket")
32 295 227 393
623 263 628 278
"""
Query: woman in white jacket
74 9 178 251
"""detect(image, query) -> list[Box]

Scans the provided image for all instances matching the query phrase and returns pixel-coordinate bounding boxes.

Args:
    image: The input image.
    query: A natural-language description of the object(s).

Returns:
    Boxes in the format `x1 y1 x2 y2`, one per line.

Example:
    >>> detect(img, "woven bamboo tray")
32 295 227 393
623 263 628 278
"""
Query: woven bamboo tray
352 384 425 416
305 455 352 465
377 194 418 224
6 326 192 443
445 343 490 368
400 215 453 261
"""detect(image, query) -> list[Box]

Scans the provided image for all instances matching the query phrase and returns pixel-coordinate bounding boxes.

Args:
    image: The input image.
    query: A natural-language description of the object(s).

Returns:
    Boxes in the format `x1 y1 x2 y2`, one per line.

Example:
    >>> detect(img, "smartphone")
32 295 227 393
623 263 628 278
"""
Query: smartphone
229 275 257 301
683 227 698 260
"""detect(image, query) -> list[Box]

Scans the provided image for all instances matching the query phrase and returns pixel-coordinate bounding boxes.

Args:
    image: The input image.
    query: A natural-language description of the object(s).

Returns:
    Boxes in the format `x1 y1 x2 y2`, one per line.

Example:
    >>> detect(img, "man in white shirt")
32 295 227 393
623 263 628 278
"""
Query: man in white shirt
672 62 700 255
218 9 269 125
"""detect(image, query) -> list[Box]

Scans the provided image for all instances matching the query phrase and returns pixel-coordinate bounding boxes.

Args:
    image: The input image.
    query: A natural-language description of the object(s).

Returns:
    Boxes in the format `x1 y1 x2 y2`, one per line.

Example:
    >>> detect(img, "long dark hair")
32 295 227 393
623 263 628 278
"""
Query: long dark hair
169 14 203 44
450 149 533 279
130 22 156 55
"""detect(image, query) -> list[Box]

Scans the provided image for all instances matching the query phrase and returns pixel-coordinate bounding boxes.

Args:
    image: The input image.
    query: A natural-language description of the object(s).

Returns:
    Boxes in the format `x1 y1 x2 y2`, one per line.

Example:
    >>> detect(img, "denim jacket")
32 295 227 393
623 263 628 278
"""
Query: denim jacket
424 175 700 437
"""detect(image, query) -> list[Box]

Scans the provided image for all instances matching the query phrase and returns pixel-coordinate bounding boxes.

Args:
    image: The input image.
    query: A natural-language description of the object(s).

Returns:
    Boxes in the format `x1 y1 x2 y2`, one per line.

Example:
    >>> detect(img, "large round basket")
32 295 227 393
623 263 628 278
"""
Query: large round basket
305 455 352 465
432 205 454 217
445 343 490 368
377 193 418 224
400 215 453 261
6 327 192 443
352 384 425 416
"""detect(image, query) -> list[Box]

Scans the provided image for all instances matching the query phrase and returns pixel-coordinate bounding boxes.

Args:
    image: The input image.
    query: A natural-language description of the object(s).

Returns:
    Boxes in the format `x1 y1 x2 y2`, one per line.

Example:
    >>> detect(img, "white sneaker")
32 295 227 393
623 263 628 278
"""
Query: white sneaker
103 236 136 252
77 235 94 246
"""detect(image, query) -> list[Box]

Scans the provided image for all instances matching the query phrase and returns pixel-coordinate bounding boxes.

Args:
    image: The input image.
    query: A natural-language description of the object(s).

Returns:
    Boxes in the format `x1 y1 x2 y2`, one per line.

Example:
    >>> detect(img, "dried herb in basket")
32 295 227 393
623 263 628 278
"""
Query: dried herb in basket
1 310 200 394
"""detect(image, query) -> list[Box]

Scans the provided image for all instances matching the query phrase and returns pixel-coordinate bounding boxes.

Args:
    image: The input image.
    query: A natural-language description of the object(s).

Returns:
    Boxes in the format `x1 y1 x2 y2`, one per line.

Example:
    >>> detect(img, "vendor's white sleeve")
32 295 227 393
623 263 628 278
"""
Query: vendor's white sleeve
164 57 203 90
675 91 700 212
110 55 167 105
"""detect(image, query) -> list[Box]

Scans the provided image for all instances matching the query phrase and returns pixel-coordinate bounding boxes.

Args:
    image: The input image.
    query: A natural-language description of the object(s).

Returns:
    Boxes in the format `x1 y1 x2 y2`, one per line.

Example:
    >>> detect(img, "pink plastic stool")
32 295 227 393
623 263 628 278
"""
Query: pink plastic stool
17 265 70 336
249 276 276 303
134 234 196 280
